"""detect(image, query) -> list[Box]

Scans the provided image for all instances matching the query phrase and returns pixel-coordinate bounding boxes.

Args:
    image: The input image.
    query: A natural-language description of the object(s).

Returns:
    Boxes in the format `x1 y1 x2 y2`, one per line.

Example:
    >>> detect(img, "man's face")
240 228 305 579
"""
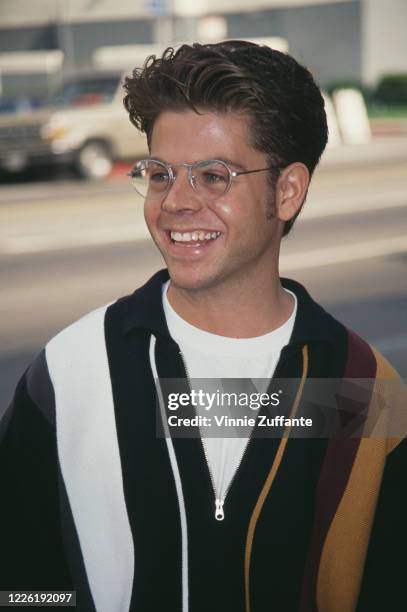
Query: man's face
144 110 282 292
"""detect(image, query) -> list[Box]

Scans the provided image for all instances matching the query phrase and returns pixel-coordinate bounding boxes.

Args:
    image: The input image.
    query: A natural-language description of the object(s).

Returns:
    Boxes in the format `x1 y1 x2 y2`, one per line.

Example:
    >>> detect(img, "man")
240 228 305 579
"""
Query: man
0 41 406 612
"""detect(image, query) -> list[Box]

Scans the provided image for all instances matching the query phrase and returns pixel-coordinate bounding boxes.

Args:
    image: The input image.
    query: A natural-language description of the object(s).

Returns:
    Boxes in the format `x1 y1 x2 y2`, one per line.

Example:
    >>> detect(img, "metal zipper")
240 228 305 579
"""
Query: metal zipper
217 350 303 522
178 349 253 522
210 435 253 522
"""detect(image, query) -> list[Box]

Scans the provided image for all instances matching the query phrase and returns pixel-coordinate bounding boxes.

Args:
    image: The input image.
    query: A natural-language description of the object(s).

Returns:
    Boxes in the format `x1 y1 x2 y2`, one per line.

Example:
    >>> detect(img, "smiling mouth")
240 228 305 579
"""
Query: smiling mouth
168 230 222 245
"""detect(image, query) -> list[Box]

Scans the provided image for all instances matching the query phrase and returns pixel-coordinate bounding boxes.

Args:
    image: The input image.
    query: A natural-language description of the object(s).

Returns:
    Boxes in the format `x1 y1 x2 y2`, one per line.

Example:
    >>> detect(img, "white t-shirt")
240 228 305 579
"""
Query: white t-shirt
162 281 297 512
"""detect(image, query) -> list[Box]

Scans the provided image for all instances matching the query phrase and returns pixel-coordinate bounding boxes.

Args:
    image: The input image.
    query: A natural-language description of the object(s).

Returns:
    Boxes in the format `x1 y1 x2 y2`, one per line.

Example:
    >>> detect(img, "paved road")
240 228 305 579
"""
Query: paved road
1 160 406 411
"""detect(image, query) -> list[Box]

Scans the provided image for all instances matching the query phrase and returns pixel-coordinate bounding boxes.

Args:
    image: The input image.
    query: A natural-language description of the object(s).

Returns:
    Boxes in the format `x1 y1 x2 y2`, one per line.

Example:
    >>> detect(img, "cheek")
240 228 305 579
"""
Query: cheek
213 193 267 233
212 190 254 224
214 178 269 222
144 203 160 229
212 199 234 221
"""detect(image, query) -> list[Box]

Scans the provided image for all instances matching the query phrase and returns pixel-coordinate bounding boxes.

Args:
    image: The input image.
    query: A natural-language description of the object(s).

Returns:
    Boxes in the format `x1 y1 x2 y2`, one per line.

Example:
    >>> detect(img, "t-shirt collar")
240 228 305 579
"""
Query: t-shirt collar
122 268 337 348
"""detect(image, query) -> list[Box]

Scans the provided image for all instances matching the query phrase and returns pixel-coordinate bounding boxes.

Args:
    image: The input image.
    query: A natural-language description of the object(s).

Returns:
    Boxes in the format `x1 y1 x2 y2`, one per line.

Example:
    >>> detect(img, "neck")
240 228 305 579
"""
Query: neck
167 272 294 339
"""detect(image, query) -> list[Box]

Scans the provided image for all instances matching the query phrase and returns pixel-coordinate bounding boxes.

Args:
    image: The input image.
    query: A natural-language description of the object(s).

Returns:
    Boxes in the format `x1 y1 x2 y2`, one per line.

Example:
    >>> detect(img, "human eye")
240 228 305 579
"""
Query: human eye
147 161 170 184
150 171 169 183
198 161 229 184
201 171 227 184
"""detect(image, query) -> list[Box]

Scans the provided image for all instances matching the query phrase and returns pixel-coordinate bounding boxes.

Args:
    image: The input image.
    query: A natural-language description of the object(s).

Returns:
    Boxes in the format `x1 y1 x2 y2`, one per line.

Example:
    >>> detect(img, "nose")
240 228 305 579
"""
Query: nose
161 167 203 214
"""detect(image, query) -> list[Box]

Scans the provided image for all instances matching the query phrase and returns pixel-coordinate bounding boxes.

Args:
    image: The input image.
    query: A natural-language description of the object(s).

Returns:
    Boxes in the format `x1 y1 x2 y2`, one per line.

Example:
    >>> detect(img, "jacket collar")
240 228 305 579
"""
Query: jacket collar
121 269 338 347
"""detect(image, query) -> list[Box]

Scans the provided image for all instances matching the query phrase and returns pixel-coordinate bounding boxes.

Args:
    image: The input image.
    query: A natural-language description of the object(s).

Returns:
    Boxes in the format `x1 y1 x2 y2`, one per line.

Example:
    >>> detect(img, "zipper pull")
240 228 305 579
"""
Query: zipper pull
215 498 225 521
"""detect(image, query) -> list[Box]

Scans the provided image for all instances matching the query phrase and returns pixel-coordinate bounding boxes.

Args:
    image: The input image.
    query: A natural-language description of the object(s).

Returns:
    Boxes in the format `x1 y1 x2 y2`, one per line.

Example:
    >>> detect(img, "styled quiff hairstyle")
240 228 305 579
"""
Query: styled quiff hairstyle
123 40 328 235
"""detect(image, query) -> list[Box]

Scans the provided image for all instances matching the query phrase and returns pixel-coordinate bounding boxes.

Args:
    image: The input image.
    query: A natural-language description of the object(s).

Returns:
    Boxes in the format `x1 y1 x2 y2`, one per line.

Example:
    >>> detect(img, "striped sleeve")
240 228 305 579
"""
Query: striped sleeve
356 437 407 610
300 331 407 612
0 350 73 590
356 349 407 610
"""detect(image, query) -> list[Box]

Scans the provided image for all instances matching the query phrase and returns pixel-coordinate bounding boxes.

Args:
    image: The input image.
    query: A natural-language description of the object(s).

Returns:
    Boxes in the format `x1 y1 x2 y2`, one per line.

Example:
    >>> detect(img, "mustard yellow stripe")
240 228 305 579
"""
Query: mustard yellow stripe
316 437 387 612
316 346 406 611
373 346 400 381
372 346 405 455
244 345 309 612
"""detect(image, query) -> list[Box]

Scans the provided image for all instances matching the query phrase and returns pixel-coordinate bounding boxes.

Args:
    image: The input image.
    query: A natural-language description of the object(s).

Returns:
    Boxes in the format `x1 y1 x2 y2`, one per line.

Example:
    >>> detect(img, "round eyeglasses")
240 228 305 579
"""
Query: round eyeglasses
128 158 273 201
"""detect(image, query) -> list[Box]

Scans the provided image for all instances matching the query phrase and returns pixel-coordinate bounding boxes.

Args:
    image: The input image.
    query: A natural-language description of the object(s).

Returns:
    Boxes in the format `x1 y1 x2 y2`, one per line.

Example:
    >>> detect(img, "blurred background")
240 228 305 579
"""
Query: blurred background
1 0 407 411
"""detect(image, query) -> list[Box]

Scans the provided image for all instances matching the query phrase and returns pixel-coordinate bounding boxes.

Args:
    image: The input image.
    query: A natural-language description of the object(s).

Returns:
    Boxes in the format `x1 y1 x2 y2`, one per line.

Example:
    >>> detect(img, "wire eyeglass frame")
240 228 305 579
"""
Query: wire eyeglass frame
128 158 274 201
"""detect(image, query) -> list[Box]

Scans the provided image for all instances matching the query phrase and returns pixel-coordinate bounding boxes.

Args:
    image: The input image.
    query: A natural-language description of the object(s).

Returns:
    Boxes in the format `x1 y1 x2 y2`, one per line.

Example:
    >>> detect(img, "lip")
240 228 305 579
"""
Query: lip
162 228 223 258
165 228 221 234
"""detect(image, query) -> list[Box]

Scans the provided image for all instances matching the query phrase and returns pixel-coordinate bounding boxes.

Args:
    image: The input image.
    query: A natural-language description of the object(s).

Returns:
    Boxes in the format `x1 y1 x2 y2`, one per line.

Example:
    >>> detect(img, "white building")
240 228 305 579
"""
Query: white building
0 0 406 93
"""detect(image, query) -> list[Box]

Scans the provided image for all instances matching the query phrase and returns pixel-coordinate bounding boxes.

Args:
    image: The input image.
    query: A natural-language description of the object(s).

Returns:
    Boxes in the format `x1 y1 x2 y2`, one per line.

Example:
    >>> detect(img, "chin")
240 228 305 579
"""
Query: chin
167 262 219 292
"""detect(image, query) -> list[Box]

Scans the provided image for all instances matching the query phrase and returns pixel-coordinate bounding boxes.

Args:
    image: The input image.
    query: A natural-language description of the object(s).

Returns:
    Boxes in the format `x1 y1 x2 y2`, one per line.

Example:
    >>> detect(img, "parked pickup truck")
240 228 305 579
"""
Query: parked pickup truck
0 71 147 179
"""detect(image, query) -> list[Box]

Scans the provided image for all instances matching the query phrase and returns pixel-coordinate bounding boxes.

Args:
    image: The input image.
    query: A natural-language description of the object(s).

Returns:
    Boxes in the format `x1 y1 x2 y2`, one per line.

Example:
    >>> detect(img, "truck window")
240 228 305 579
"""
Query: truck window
49 77 119 108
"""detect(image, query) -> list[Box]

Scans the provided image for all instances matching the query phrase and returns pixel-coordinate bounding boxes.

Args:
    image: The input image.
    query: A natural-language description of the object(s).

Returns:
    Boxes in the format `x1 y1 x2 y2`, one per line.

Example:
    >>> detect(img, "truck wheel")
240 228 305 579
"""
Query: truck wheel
76 141 113 180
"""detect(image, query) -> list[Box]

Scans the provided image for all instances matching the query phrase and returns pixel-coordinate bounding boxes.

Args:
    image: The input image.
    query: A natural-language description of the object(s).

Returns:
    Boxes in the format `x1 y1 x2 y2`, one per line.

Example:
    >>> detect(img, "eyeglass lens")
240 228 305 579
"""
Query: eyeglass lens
130 160 231 200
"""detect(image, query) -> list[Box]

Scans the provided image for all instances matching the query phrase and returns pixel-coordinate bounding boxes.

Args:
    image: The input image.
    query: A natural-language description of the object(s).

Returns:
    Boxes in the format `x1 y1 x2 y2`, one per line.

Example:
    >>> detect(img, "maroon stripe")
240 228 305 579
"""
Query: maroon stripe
343 330 377 379
299 330 377 611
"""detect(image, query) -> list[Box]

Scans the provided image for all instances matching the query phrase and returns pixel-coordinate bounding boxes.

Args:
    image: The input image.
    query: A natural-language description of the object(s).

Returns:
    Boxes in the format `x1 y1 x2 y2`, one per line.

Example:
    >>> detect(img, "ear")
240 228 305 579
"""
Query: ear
275 163 310 223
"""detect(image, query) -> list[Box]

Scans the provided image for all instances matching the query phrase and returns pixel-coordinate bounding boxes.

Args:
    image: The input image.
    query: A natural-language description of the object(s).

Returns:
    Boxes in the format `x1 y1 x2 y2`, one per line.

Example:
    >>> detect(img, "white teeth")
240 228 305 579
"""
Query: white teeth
170 230 221 242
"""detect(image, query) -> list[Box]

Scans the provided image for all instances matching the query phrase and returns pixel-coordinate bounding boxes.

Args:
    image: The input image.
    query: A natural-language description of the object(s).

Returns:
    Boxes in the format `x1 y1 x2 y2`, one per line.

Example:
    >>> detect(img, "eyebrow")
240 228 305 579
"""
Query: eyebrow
147 156 246 171
215 158 246 171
